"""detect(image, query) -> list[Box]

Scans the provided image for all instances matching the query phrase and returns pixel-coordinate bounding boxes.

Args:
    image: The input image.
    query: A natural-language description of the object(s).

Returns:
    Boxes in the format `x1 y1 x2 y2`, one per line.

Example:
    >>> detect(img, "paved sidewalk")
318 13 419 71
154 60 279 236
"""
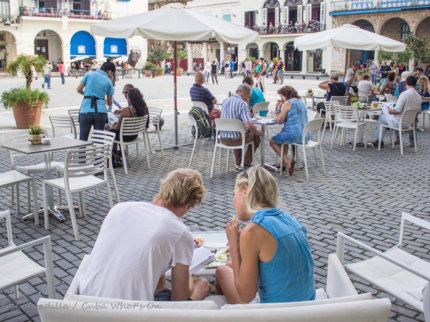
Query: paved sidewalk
0 101 429 321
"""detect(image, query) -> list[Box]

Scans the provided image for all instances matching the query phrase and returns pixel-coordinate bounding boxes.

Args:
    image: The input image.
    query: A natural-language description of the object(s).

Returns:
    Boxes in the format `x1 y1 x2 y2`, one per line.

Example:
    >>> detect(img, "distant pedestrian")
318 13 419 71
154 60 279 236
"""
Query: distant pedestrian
221 60 225 75
205 59 211 84
42 62 51 89
58 60 65 85
211 60 218 85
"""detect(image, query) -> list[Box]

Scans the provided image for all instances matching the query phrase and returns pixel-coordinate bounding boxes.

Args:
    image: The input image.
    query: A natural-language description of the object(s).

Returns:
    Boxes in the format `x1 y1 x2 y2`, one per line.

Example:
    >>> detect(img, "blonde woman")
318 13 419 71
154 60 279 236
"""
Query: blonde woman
419 76 430 110
214 167 315 304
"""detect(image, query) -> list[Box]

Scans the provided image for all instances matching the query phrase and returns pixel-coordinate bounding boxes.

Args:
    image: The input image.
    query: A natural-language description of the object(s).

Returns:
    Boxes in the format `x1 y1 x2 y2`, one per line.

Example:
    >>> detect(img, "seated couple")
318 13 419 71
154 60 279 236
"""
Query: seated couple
78 167 315 305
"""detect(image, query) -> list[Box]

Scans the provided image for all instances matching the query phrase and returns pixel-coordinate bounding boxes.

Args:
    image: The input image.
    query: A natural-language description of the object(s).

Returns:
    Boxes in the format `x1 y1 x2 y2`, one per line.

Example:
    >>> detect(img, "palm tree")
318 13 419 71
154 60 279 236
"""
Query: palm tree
6 54 47 89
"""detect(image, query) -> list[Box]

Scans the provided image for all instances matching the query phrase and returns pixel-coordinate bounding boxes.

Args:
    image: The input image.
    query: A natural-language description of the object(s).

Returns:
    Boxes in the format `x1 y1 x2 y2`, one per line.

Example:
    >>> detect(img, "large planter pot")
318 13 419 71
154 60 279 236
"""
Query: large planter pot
154 70 165 77
12 101 42 129
176 69 183 76
144 70 152 77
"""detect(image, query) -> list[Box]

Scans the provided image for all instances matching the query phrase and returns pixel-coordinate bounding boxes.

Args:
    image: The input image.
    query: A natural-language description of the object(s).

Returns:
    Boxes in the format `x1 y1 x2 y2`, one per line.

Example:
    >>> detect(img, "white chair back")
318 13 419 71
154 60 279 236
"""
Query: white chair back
253 102 270 114
192 102 209 115
49 116 77 139
64 144 111 179
148 107 163 129
303 119 325 144
330 96 348 106
307 110 319 121
88 129 115 147
334 106 359 123
68 109 80 125
0 210 13 246
400 109 420 128
215 119 246 146
119 116 148 139
385 94 398 104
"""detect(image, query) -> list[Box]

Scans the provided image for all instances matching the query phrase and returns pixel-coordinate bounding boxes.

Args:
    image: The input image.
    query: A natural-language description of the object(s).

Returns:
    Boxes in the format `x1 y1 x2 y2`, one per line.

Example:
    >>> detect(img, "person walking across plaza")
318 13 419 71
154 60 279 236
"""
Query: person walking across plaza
205 59 211 84
220 84 263 171
256 58 267 93
211 60 218 85
221 60 225 75
225 59 230 79
58 60 65 85
229 57 237 79
379 59 390 87
246 58 252 76
76 61 115 141
42 61 51 89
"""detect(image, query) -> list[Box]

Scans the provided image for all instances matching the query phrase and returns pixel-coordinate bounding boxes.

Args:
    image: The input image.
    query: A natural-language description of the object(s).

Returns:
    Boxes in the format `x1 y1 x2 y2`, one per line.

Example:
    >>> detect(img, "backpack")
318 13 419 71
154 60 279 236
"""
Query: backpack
189 106 213 141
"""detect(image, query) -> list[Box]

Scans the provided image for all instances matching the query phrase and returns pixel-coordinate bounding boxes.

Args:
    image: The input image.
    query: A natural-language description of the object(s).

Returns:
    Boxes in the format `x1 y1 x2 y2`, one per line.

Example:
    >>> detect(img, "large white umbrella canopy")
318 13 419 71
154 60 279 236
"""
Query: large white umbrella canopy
70 56 89 63
294 24 406 52
91 3 258 149
91 3 258 44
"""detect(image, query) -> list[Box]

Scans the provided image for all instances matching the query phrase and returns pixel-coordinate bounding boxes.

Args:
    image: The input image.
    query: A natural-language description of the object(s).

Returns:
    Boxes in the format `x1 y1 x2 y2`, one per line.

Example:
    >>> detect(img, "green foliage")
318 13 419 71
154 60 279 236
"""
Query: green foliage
247 57 256 63
154 68 164 74
308 88 313 93
28 125 44 135
351 97 359 104
143 62 157 71
397 48 413 66
6 54 47 89
403 33 430 63
377 51 394 62
1 87 49 110
176 50 188 68
357 68 369 76
147 46 171 64
272 57 278 65
177 68 184 70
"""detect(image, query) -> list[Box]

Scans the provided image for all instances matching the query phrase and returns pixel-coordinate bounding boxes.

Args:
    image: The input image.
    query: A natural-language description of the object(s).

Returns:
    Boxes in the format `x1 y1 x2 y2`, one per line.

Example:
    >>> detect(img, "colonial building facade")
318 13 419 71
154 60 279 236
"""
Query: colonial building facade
329 0 430 71
186 0 334 74
1 0 148 70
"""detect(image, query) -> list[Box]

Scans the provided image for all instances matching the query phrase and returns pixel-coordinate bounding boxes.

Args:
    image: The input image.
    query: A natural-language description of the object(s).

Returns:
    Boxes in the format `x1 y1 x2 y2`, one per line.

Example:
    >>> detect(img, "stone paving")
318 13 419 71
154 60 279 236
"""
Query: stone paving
0 76 430 321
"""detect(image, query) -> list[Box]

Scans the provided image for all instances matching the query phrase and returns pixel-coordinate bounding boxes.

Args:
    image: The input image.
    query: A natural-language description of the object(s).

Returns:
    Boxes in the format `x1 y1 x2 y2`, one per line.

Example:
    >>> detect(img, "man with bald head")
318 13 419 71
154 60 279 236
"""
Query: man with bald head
190 72 219 121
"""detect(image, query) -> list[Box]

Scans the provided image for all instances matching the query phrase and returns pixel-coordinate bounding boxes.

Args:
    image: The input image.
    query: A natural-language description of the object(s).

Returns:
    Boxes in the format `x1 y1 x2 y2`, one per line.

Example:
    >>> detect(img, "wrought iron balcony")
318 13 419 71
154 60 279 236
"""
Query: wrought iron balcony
19 7 112 20
329 0 430 12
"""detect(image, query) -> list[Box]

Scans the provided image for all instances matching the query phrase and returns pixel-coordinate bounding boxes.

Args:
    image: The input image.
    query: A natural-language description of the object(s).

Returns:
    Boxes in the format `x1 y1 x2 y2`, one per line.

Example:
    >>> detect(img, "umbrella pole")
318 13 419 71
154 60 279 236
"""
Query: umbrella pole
174 41 178 147
344 49 348 76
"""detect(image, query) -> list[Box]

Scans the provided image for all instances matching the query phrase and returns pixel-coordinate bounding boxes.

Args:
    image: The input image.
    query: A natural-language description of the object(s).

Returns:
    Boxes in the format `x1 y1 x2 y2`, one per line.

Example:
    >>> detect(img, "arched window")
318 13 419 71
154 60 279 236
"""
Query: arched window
285 0 303 5
70 31 96 57
264 0 280 8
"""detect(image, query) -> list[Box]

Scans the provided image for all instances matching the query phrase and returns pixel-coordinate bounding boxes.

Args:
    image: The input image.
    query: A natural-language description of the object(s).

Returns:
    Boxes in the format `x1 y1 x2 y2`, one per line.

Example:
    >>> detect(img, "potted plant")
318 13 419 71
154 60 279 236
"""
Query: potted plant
3 54 48 129
176 67 183 76
28 125 44 145
143 62 156 77
154 68 165 77
175 50 187 76
307 88 314 97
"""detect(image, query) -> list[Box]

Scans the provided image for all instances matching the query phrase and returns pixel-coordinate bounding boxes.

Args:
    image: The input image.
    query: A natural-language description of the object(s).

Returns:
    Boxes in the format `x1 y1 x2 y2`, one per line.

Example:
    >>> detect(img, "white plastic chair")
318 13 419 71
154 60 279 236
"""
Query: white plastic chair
291 119 327 180
55 130 120 203
68 109 80 129
358 90 369 103
331 105 367 152
0 169 38 224
308 109 319 121
385 94 398 104
146 107 164 157
378 109 420 155
363 102 382 143
42 144 113 240
192 101 209 115
253 102 270 116
49 116 77 139
421 109 430 128
210 119 255 178
114 116 150 175
0 210 55 300
336 212 430 322
322 96 348 132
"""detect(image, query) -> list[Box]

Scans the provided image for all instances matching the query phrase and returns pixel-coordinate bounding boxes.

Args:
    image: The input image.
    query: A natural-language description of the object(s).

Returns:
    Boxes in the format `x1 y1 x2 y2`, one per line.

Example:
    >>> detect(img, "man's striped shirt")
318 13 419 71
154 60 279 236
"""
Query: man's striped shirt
220 94 252 139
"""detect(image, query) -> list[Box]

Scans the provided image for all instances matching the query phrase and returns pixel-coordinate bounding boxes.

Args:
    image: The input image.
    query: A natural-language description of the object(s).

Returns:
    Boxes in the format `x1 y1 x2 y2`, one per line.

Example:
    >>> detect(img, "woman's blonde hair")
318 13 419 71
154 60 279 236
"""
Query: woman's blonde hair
235 167 278 214
154 168 206 209
419 76 429 94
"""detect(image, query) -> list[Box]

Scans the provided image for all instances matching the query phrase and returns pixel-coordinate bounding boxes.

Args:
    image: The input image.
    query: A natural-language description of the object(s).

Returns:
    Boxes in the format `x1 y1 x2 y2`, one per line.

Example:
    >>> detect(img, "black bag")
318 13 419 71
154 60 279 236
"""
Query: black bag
111 151 123 168
189 107 213 141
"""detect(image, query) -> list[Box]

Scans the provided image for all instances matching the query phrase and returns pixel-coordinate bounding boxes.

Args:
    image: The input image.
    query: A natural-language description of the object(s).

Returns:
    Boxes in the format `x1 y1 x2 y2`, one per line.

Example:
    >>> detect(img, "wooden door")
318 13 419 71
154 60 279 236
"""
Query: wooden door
35 40 49 60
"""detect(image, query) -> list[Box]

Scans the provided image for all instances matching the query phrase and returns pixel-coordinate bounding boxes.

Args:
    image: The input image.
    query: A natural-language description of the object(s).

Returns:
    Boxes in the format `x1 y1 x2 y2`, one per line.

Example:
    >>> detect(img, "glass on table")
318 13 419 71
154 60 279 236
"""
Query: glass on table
373 102 378 109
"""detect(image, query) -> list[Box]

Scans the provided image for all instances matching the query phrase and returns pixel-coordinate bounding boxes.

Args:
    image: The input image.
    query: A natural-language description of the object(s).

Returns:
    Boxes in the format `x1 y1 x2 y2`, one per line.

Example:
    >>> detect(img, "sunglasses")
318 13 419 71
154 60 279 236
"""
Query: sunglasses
122 91 128 95
241 167 249 180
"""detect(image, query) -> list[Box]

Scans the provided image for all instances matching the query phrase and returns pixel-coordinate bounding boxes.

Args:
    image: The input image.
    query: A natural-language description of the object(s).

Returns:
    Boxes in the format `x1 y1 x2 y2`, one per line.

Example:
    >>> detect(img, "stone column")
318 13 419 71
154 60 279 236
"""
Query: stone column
301 50 308 74
238 43 247 65
96 43 104 61
278 46 284 63
374 50 379 66
15 42 22 55
203 42 208 63
259 49 265 61
187 42 193 73
220 42 225 63
62 44 71 66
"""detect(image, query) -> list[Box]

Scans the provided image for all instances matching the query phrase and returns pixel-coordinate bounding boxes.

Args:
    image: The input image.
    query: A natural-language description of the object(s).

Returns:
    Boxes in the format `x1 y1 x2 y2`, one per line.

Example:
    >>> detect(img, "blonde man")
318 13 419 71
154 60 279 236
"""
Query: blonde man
79 169 210 302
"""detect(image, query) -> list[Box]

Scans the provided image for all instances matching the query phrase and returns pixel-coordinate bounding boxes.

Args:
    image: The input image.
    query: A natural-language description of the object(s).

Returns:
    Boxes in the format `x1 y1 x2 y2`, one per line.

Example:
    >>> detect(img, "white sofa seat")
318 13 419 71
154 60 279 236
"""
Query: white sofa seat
346 246 430 312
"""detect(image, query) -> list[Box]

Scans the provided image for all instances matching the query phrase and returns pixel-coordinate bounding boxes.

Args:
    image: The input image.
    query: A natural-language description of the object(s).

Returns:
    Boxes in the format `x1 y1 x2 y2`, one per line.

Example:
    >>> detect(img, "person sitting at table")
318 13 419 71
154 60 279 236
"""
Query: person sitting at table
380 72 398 97
372 76 421 148
316 72 347 124
79 168 210 302
220 84 263 172
108 88 149 154
358 74 376 103
394 71 411 98
214 167 315 304
112 83 135 115
190 72 219 127
269 86 310 175
242 76 266 116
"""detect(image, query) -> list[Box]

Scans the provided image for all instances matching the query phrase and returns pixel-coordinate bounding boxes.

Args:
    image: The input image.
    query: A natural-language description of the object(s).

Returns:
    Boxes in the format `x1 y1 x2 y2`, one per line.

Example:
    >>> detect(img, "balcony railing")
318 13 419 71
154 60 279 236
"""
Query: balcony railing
253 23 326 35
330 0 430 12
19 7 113 20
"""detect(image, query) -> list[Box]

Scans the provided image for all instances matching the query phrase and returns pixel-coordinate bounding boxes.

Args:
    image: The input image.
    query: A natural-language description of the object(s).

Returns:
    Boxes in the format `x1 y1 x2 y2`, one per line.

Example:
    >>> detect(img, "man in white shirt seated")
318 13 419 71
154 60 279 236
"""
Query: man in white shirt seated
372 76 421 148
78 168 211 302
358 74 376 103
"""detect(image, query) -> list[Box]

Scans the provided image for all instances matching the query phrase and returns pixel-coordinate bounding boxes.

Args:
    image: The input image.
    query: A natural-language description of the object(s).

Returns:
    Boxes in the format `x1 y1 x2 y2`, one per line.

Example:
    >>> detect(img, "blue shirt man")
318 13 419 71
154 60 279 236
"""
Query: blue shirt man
80 70 114 114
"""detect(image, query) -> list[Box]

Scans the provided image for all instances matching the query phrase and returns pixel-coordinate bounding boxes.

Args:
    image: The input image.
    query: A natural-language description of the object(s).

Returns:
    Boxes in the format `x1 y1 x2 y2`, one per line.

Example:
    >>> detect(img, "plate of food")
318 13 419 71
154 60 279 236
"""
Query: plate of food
194 236 228 249
205 261 227 268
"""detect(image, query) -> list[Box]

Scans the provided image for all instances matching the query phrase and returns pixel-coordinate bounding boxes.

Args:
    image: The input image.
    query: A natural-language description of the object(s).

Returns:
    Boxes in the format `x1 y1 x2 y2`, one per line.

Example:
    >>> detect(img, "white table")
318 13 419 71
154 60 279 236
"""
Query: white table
1 138 92 222
252 118 278 168
301 95 325 109
165 231 228 277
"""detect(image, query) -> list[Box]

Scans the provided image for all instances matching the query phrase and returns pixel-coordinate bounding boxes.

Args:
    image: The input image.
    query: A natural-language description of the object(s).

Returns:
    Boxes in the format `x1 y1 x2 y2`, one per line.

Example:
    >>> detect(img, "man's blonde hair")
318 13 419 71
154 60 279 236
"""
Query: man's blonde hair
235 167 278 214
154 169 206 209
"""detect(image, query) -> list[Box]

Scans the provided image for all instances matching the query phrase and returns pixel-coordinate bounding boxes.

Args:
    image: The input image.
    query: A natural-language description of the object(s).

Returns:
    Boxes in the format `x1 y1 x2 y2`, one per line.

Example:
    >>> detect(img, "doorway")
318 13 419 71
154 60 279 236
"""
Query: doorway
285 43 302 71
216 49 220 62
270 43 278 60
35 39 49 60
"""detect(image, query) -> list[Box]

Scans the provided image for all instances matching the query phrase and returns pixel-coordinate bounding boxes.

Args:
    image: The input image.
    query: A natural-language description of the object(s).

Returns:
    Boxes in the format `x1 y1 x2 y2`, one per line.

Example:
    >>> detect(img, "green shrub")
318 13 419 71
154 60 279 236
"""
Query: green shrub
247 57 256 63
143 62 157 71
273 57 278 65
154 68 164 74
28 125 44 135
1 87 49 109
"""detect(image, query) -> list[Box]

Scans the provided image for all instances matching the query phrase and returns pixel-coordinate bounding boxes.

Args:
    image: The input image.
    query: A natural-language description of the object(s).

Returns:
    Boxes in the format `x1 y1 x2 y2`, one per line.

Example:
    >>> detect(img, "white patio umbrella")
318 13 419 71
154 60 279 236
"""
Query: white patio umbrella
113 56 128 63
91 3 259 149
294 24 406 74
70 56 89 63
93 58 107 63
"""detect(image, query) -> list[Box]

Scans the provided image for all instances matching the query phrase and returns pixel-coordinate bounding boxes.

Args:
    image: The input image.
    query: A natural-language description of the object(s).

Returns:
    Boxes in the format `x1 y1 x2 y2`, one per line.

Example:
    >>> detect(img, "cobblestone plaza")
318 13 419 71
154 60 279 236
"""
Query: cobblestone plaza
0 74 429 321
